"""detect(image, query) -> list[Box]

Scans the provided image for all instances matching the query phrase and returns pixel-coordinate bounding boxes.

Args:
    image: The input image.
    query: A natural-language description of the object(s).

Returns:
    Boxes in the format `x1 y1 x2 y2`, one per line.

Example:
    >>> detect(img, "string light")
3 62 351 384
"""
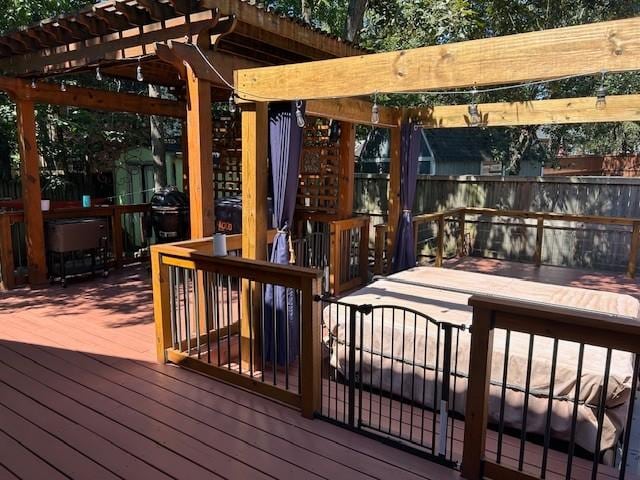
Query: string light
136 58 144 82
228 92 237 114
371 93 380 124
468 87 481 127
595 71 607 110
96 65 102 82
60 81 66 92
295 100 306 128
30 79 36 89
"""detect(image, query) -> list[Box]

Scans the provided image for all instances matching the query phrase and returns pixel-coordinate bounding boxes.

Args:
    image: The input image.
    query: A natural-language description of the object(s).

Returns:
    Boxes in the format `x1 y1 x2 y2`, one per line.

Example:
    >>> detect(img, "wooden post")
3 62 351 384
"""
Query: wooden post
374 223 387 275
359 218 370 286
112 206 124 269
461 306 495 480
435 214 445 268
458 211 466 258
300 276 322 418
534 216 544 267
16 99 47 286
240 102 269 369
386 126 402 272
628 221 640 278
329 221 340 295
337 121 356 219
151 247 172 363
180 118 190 195
0 214 15 290
185 65 214 239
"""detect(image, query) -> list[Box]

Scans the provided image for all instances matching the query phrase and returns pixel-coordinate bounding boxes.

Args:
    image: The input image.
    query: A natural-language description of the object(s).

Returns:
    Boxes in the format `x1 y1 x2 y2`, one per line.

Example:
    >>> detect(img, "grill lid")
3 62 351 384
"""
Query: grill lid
151 186 188 208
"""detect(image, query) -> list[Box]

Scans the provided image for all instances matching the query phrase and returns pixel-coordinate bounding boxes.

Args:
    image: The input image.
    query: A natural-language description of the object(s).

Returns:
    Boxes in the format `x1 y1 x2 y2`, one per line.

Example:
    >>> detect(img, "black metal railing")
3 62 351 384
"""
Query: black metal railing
317 296 467 467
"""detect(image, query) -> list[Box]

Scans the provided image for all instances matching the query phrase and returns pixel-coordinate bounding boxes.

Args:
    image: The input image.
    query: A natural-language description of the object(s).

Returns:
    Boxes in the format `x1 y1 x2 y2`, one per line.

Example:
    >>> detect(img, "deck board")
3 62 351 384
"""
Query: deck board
0 267 457 480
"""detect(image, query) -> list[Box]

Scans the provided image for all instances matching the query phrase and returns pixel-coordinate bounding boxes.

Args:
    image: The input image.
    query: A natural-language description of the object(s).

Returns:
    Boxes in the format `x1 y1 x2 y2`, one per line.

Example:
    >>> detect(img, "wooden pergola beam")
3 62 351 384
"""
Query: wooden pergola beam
306 98 397 127
0 77 186 118
408 94 640 128
235 17 640 101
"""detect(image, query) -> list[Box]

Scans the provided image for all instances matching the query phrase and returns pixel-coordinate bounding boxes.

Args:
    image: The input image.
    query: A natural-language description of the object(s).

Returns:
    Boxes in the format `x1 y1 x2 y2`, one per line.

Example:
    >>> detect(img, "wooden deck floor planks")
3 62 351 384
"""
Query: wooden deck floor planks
3 262 637 480
0 267 457 480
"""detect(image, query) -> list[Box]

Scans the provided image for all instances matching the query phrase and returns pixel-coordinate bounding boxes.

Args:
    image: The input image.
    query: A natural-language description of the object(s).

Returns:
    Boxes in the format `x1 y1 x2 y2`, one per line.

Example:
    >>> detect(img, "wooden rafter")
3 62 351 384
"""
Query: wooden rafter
93 7 134 31
137 0 175 21
235 17 640 102
115 1 152 26
0 1 362 76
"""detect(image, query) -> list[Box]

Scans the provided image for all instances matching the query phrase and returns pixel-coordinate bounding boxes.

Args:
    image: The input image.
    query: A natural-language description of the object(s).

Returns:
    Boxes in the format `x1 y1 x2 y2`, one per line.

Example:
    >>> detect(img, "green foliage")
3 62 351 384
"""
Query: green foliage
0 0 89 34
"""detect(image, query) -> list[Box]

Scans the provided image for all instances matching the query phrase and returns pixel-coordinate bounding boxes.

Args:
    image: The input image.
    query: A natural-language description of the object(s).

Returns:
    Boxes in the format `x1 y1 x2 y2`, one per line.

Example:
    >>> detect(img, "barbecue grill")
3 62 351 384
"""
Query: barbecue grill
151 186 189 243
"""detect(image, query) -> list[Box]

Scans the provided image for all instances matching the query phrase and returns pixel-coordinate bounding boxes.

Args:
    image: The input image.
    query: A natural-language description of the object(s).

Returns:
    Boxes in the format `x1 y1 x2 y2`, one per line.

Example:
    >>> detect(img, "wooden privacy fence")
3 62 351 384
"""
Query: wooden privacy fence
152 235 323 417
0 203 151 289
373 207 640 278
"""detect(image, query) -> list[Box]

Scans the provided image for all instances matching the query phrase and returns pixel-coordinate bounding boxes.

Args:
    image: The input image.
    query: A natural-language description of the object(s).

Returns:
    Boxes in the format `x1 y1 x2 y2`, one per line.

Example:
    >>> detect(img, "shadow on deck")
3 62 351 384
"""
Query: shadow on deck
0 266 456 480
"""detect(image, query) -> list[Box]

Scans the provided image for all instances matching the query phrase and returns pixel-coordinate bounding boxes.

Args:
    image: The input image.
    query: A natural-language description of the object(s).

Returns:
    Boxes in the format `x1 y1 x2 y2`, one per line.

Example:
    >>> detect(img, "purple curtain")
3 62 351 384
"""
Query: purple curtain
392 122 422 272
264 101 305 365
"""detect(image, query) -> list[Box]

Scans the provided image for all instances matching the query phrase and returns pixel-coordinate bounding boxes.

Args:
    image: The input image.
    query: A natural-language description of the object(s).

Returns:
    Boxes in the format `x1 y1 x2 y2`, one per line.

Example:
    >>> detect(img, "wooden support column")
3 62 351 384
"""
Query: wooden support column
0 214 15 290
435 214 445 268
16 99 47 286
185 65 214 239
534 217 545 267
337 121 356 219
386 126 402 272
628 221 640 278
458 211 466 258
240 102 269 369
461 305 495 480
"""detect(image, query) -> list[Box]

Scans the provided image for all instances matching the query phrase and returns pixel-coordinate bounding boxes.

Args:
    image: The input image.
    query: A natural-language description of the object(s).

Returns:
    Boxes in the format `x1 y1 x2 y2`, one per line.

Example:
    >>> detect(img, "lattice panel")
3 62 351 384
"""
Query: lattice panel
297 118 340 215
212 115 242 199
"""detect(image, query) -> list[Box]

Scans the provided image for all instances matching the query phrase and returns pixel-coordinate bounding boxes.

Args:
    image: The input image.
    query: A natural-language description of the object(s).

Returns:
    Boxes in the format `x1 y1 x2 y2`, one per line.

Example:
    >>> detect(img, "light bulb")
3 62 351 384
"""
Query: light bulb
96 66 102 81
468 103 481 127
595 86 607 110
60 81 66 92
228 93 236 114
295 101 306 128
31 79 36 89
371 102 380 125
136 61 144 82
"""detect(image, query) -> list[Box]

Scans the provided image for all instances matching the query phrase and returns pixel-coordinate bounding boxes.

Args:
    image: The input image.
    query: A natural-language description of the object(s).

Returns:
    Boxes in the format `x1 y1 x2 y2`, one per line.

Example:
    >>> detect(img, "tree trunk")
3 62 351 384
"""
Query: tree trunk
149 84 167 190
301 0 312 23
345 0 368 42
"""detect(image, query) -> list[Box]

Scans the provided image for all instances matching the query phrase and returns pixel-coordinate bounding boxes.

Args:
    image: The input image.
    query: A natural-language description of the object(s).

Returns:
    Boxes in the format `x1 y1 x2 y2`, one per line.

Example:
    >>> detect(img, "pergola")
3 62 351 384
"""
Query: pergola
0 0 364 287
231 16 640 268
228 15 640 480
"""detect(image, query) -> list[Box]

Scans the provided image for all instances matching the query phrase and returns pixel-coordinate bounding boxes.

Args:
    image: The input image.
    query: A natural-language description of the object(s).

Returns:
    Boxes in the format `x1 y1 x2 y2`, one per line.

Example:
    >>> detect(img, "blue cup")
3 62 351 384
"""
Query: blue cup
82 195 91 208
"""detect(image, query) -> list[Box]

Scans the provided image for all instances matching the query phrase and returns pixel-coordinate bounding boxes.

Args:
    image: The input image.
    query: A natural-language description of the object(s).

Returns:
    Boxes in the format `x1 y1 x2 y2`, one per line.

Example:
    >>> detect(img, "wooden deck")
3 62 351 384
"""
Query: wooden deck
0 267 458 480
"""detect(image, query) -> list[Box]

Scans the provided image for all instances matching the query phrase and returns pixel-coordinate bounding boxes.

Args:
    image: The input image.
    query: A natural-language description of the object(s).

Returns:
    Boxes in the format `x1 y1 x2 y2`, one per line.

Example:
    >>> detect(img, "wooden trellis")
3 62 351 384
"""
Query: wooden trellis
212 114 242 199
297 118 341 217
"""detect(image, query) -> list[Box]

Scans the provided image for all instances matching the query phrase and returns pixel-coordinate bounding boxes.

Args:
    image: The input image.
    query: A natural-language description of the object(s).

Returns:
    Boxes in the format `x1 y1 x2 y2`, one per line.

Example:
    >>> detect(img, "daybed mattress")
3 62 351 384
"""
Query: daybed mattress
323 267 639 453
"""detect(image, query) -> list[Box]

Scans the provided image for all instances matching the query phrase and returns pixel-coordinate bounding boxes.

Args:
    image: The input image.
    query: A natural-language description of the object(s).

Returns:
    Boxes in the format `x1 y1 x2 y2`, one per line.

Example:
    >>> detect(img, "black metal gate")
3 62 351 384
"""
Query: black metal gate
317 296 468 469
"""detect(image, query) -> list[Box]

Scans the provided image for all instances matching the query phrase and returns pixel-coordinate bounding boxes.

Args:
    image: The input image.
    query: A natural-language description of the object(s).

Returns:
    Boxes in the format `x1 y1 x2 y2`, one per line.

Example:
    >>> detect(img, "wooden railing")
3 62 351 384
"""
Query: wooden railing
151 234 323 418
373 207 640 277
0 203 151 289
329 215 369 296
462 295 640 480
